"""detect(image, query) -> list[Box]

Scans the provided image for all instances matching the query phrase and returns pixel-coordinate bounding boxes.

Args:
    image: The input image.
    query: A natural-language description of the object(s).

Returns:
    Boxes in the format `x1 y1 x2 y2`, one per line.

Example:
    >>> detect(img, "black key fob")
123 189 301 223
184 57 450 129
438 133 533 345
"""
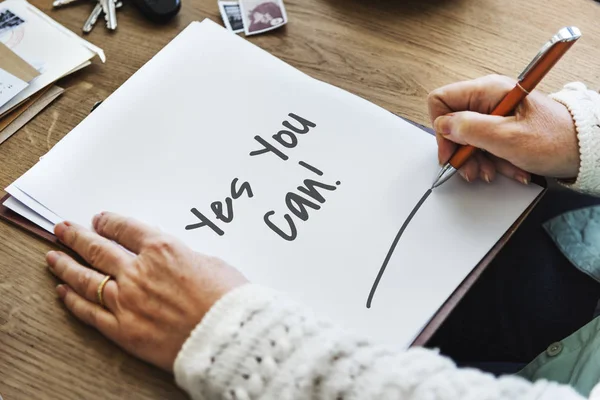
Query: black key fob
132 0 181 23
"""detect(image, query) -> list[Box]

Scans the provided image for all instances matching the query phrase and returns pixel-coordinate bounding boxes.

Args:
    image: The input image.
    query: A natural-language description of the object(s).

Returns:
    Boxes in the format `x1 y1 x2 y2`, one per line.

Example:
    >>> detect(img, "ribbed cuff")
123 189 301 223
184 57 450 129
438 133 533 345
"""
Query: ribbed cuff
549 82 600 194
173 284 278 398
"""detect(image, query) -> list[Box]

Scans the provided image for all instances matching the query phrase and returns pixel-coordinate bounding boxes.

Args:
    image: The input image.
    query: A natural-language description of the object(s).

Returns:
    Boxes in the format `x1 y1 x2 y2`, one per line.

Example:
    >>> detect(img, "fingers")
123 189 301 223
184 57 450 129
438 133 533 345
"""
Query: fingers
56 284 119 340
47 251 118 310
490 154 531 185
455 153 530 185
427 75 515 125
459 157 479 183
436 132 457 165
476 152 496 183
93 212 160 254
433 111 519 160
54 222 131 277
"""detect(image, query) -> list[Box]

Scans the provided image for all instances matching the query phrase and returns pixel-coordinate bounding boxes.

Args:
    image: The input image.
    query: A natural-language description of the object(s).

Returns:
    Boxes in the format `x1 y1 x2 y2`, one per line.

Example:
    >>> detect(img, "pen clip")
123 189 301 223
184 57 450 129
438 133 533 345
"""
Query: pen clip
518 26 581 82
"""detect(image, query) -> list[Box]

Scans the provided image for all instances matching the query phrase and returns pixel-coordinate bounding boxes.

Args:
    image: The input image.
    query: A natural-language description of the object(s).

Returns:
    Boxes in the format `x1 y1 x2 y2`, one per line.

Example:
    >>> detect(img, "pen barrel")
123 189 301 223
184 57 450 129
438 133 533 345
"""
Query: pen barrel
448 145 477 169
519 39 577 93
448 85 524 169
491 85 527 116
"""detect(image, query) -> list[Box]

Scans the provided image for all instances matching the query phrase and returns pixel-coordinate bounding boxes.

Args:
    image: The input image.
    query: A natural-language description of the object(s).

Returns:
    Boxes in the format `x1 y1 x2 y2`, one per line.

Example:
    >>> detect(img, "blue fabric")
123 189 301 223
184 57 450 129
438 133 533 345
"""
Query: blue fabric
544 206 600 283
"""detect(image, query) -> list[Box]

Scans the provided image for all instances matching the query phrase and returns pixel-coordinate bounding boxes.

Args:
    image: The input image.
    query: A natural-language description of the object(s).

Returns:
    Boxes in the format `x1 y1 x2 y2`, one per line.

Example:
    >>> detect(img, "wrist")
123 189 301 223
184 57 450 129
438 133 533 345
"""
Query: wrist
549 82 600 192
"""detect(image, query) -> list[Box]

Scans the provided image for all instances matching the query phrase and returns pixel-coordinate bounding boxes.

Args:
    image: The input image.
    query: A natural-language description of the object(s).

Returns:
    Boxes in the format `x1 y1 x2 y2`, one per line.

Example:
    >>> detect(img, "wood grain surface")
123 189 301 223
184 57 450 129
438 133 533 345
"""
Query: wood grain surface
1 0 600 398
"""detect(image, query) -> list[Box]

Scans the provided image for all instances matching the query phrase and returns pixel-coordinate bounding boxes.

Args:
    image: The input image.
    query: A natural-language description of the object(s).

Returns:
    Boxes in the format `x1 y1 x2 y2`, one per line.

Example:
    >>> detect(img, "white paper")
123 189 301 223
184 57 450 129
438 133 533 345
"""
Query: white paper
9 20 543 347
6 184 63 224
3 196 55 233
0 67 27 107
0 0 102 115
0 84 64 145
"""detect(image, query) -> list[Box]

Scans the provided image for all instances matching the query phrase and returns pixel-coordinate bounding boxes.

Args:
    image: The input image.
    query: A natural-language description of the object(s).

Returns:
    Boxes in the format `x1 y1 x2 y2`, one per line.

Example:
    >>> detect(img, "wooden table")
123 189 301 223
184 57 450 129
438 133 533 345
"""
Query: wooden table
1 0 600 398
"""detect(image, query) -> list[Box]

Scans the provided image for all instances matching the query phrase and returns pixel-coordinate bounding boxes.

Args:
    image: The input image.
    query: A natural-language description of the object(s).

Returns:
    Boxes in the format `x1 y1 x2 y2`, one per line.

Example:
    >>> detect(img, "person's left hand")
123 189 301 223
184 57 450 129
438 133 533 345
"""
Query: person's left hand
46 213 248 371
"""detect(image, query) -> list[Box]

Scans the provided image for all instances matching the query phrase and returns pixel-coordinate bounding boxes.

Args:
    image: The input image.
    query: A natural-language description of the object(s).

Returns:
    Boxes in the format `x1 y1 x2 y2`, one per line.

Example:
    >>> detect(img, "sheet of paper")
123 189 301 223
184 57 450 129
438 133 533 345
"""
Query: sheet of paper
0 42 39 82
3 196 54 232
0 67 27 108
6 184 63 224
0 85 63 145
0 0 103 116
10 20 543 346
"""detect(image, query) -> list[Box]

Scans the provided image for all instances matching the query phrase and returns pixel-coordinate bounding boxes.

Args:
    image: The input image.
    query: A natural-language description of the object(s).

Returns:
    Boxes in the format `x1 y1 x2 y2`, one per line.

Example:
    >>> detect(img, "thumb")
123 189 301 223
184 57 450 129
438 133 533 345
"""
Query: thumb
434 111 516 155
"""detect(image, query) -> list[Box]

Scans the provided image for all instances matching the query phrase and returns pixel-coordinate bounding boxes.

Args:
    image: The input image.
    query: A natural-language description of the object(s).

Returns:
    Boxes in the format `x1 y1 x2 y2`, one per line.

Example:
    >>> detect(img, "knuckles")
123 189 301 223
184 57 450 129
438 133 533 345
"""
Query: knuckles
84 305 99 326
110 218 128 242
65 227 79 247
144 237 177 255
482 74 515 89
77 269 95 292
86 242 106 267
427 88 443 107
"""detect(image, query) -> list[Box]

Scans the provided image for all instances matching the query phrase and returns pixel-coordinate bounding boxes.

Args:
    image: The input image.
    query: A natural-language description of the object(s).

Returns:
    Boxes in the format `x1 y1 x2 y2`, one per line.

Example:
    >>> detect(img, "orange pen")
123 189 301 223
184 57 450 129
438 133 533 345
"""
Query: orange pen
431 26 582 189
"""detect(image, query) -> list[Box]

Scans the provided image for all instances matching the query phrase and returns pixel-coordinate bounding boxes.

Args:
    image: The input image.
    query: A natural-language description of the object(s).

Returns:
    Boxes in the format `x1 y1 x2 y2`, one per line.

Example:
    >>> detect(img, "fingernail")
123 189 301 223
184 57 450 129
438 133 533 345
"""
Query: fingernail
54 222 66 240
460 171 470 182
434 115 452 135
484 173 491 183
92 214 101 230
56 284 67 299
54 221 72 241
46 251 59 266
517 175 529 185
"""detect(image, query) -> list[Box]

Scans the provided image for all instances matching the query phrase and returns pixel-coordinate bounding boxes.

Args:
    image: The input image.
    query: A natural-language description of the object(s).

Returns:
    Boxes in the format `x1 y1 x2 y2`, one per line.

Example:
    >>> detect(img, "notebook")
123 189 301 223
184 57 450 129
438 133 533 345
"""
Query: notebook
0 20 545 347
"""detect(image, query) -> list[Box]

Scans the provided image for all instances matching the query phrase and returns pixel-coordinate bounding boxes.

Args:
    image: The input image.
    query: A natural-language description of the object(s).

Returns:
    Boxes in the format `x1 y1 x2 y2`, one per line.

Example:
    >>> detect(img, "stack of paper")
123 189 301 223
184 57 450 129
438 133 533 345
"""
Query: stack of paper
0 0 104 144
2 20 543 346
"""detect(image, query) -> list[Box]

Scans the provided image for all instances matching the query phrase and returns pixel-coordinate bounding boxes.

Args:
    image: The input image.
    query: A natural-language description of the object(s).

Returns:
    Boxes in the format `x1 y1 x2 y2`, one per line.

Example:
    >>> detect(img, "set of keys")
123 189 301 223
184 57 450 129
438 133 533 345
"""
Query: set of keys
53 0 121 33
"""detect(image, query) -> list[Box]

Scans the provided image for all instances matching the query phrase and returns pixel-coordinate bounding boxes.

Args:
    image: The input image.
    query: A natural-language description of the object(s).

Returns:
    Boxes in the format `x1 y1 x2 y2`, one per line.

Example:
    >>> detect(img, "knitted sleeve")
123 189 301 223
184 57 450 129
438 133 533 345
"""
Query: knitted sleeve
549 83 600 195
173 284 584 400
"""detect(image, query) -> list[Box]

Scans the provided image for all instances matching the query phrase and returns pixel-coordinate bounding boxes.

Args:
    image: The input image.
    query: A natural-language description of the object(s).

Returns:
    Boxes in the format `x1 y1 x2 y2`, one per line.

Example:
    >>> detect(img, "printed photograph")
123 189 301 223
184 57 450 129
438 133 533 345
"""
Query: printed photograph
0 9 25 35
239 0 287 35
218 1 244 33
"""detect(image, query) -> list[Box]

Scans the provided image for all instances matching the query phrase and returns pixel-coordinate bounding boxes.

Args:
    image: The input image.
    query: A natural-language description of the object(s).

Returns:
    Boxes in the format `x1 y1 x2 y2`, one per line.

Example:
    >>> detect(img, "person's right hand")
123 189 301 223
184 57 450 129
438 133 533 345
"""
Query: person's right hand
428 75 580 184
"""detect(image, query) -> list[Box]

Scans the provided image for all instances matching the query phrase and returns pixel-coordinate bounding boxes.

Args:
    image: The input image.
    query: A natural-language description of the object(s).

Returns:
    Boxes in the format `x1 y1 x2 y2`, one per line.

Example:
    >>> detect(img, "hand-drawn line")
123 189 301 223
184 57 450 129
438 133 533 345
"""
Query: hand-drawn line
366 188 433 308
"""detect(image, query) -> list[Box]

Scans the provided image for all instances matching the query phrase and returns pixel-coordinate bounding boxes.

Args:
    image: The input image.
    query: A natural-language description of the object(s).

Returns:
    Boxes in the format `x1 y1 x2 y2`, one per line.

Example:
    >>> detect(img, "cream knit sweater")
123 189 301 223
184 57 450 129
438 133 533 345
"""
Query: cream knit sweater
174 84 600 400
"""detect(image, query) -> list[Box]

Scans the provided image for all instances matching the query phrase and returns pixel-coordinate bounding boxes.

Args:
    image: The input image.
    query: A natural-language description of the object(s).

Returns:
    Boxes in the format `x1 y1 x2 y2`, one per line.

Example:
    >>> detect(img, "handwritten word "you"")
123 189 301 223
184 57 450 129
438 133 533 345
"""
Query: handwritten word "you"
249 113 316 161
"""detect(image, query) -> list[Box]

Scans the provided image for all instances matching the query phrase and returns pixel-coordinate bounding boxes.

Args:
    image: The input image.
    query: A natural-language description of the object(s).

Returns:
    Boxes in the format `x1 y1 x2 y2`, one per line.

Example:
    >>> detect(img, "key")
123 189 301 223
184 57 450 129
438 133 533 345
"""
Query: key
83 1 122 34
104 0 118 30
52 0 82 7
82 2 103 33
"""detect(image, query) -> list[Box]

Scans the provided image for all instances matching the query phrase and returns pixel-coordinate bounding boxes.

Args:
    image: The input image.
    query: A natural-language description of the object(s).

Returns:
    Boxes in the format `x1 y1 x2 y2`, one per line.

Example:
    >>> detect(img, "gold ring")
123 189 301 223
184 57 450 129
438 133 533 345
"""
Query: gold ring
97 275 112 308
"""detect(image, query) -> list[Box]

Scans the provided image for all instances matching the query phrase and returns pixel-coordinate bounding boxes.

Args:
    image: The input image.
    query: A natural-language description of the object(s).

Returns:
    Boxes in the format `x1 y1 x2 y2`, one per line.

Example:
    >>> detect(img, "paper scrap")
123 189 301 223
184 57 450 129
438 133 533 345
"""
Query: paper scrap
0 67 28 108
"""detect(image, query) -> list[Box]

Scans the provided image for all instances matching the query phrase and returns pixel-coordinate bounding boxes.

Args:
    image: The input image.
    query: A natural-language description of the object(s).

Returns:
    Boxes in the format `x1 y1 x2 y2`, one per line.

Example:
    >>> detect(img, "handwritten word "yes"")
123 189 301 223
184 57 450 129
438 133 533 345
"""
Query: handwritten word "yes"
185 178 253 236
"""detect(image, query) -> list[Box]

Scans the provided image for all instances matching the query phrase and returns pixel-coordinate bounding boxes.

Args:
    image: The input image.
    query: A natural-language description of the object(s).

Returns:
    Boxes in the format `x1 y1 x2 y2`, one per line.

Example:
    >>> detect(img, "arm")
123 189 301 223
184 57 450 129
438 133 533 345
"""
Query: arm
174 284 584 400
45 214 584 399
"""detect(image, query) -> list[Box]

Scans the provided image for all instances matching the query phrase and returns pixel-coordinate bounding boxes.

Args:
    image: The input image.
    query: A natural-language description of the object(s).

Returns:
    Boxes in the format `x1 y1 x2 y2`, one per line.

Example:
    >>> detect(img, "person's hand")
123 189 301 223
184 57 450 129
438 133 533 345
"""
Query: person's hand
428 74 580 184
46 213 248 371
